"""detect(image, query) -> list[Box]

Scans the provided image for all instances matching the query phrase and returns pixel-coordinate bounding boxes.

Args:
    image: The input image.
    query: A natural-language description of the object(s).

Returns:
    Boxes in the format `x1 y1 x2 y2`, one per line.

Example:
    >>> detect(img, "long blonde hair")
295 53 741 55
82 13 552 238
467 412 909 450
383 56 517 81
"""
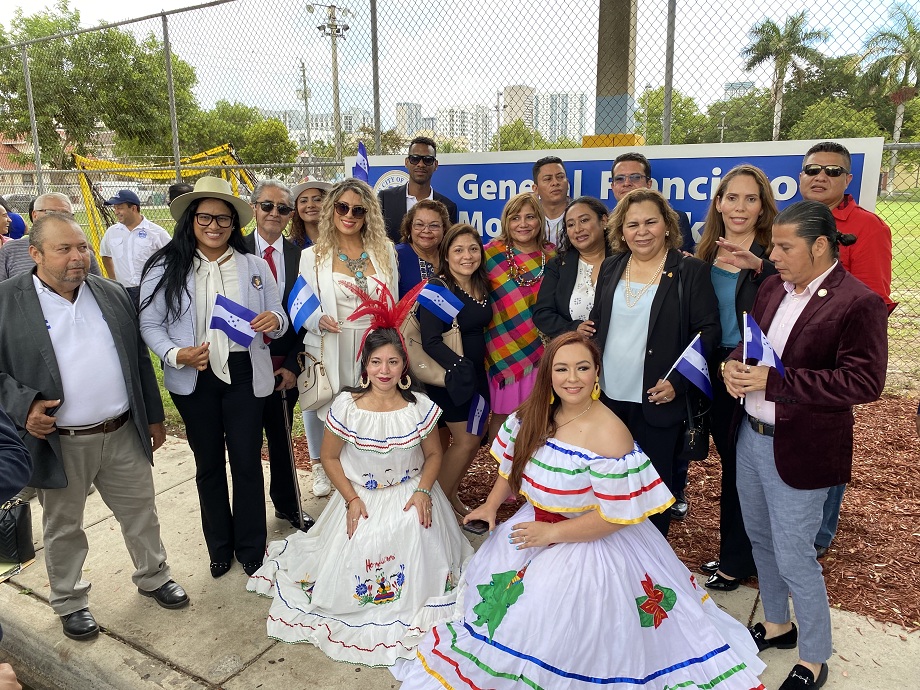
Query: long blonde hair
315 178 393 282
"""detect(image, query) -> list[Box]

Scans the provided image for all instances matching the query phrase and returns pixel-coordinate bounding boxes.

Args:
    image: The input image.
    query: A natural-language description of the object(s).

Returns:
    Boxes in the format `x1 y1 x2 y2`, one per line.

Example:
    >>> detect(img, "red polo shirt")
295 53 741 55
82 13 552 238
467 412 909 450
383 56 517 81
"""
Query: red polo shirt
834 194 896 313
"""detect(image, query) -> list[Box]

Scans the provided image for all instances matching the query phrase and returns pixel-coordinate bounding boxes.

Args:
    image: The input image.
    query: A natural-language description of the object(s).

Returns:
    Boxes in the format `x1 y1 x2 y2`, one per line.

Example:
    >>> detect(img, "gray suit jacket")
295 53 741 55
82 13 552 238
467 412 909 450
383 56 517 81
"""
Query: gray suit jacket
0 272 165 489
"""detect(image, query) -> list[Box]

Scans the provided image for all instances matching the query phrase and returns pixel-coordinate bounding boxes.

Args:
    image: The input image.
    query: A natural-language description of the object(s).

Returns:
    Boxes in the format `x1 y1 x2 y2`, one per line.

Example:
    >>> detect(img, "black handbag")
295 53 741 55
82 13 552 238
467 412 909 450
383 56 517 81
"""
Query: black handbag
675 259 712 461
0 497 35 563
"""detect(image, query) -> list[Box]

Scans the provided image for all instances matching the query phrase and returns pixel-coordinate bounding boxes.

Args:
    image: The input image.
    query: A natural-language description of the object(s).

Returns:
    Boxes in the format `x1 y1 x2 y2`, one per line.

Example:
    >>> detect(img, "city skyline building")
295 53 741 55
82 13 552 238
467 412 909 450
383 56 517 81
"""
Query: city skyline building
395 102 422 137
533 91 588 142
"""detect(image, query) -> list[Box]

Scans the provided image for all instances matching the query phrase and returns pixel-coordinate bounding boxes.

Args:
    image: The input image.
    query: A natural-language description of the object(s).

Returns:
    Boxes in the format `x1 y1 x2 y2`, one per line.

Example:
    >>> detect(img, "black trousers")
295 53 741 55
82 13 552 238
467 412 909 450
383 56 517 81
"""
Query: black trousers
601 395 682 538
262 387 299 515
708 347 756 579
171 353 267 564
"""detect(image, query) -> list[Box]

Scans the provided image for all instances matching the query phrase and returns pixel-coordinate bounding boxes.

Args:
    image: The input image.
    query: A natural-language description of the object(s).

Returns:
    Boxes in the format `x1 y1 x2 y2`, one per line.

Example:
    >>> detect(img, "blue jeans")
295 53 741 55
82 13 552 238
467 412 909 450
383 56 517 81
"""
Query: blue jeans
815 484 846 548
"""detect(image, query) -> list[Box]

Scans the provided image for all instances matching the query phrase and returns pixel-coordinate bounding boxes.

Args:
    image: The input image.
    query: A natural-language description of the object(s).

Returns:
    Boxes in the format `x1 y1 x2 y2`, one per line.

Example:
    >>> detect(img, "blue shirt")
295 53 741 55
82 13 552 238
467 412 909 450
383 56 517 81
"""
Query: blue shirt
711 264 741 347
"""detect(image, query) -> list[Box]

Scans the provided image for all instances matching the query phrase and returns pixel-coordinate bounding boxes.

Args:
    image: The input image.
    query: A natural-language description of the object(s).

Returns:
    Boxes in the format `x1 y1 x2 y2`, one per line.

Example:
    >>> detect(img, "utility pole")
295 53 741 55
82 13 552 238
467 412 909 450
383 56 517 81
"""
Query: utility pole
299 61 312 171
310 4 349 163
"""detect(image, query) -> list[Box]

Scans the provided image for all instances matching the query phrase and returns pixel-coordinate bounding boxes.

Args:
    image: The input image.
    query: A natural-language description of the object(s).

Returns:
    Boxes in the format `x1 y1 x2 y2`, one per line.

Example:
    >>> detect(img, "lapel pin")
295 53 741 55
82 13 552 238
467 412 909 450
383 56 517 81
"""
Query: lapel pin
817 288 827 297
666 272 673 278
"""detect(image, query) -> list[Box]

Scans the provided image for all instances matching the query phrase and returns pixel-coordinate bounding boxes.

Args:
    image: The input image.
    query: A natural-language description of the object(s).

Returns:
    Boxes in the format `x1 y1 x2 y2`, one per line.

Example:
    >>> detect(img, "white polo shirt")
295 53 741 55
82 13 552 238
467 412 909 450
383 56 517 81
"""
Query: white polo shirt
34 276 130 427
100 216 171 287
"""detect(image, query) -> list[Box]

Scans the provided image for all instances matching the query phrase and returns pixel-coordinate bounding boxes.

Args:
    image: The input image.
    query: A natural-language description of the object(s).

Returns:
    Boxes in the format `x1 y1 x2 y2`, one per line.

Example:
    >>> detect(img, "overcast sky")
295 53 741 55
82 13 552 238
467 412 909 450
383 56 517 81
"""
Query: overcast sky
12 0 905 133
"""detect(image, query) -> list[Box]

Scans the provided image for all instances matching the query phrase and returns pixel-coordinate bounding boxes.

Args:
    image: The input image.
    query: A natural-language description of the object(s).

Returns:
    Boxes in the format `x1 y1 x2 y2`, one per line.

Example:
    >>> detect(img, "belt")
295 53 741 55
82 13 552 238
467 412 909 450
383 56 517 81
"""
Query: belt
747 414 774 437
58 410 131 437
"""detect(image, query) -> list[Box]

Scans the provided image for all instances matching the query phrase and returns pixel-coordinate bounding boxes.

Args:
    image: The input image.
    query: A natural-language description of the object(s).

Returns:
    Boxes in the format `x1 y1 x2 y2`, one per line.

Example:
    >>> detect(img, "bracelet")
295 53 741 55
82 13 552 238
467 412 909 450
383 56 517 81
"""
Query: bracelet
345 495 360 508
414 488 432 499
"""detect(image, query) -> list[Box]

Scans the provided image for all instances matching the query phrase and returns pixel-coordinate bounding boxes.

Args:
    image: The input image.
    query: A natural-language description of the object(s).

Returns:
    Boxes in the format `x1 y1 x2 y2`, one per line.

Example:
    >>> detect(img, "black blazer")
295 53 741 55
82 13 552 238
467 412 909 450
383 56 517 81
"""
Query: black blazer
242 232 302 374
378 184 459 244
589 248 720 428
533 248 601 339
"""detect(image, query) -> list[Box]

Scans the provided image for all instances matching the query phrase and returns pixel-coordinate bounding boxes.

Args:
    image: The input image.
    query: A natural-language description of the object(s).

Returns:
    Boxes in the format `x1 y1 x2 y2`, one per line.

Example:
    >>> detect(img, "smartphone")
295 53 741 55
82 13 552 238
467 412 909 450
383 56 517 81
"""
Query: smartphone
462 520 490 535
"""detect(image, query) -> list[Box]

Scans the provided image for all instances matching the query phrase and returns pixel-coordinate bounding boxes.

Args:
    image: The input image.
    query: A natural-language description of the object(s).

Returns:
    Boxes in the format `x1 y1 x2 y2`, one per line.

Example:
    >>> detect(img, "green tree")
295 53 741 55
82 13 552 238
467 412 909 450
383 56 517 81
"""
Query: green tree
308 126 405 159
698 89 773 143
742 10 828 140
238 119 298 176
788 98 886 141
183 100 264 153
863 3 920 192
634 87 706 145
489 119 549 151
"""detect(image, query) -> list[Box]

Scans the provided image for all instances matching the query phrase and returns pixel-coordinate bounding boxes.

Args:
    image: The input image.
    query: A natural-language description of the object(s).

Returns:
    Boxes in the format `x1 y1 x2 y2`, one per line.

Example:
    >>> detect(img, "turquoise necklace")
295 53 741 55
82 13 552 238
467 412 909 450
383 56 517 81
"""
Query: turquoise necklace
338 249 369 292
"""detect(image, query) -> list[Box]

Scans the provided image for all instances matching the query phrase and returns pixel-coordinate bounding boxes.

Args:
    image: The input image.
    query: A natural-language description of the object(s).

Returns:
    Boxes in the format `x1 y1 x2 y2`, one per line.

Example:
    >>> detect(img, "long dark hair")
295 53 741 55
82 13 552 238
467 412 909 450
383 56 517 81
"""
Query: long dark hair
557 196 610 257
342 328 418 403
139 197 250 319
508 332 601 493
436 223 489 299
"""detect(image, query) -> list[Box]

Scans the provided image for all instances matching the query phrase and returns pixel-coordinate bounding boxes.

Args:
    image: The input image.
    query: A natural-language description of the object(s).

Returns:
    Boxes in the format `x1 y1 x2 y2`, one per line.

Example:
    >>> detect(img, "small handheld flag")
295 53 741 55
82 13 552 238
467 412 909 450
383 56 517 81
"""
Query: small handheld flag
287 275 321 333
417 282 464 323
743 313 785 377
666 333 713 399
466 393 490 437
210 294 258 347
354 141 369 182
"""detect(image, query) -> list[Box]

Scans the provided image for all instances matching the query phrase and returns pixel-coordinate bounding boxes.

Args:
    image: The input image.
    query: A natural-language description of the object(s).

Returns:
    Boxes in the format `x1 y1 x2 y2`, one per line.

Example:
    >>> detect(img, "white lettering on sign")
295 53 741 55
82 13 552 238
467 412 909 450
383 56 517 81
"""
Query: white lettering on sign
458 175 536 201
772 176 798 201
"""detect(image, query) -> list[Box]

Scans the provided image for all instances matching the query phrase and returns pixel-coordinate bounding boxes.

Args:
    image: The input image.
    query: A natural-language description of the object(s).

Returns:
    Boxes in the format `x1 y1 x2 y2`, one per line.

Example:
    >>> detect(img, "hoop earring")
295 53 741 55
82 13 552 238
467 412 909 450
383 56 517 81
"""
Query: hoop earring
359 373 370 388
591 378 601 400
549 391 555 405
398 374 412 390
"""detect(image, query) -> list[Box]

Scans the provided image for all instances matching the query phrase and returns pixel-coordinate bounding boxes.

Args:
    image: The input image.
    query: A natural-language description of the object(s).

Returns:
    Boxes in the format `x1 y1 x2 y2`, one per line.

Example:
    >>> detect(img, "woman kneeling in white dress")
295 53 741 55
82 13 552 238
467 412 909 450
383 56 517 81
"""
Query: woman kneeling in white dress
248 326 473 667
396 332 766 689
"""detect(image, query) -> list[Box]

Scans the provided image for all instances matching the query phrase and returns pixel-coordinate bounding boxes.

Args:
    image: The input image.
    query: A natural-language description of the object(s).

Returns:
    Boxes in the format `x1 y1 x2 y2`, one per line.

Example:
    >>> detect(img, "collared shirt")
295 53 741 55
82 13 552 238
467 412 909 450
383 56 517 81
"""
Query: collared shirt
99 216 171 287
33 275 130 427
405 185 434 213
745 260 838 424
253 231 286 288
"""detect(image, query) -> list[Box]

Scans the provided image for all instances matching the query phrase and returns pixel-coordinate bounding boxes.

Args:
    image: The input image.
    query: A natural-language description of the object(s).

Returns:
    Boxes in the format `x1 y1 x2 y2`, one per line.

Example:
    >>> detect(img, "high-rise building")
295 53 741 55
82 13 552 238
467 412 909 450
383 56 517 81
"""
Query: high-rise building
395 102 422 137
419 117 437 134
533 92 588 143
436 107 470 140
469 105 493 151
724 81 755 99
503 85 535 128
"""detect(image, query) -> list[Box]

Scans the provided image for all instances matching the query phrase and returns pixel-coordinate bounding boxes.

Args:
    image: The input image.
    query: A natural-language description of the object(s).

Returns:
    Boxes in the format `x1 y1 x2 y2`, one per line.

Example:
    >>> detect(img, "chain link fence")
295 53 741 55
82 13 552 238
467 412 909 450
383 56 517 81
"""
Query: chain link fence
1 0 919 386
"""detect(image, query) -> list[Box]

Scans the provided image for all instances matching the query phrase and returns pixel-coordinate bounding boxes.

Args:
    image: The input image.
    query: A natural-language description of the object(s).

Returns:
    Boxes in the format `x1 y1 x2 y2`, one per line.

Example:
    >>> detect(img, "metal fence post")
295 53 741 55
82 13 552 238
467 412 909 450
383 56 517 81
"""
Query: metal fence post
370 0 381 154
22 45 45 195
661 0 677 145
162 13 183 183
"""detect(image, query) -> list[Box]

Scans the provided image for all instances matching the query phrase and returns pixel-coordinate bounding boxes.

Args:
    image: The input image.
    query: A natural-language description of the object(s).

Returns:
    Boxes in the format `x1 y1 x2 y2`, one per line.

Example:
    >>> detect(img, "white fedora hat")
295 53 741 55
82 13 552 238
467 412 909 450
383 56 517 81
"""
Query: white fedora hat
291 175 333 202
169 176 254 226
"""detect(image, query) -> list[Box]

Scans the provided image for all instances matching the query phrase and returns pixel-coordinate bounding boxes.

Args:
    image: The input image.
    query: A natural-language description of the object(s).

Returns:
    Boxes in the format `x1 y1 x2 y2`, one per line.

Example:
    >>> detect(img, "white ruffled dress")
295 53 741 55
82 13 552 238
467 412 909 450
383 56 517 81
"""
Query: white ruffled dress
248 392 474 667
396 414 767 689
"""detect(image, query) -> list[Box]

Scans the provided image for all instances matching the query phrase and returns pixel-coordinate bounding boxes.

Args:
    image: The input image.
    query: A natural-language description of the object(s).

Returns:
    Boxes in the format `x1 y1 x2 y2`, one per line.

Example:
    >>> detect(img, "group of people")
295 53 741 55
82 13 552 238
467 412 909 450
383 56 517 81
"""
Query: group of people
0 137 891 690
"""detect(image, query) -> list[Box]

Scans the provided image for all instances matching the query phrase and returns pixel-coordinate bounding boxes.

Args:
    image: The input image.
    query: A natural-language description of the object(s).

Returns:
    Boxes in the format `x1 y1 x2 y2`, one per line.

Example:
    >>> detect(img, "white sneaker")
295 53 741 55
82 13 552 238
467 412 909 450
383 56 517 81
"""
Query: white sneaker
312 463 331 497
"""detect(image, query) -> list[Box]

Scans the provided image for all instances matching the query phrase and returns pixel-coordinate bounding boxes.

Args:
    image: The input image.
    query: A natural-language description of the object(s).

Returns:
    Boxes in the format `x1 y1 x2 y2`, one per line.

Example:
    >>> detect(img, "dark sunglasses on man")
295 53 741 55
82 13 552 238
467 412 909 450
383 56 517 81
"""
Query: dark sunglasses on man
333 201 368 219
256 201 295 215
802 164 849 178
407 154 436 166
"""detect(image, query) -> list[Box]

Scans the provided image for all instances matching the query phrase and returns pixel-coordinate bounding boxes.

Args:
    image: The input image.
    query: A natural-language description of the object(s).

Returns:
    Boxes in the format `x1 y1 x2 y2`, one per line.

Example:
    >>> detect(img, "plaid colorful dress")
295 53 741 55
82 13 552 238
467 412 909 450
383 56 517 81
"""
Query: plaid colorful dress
484 239 555 387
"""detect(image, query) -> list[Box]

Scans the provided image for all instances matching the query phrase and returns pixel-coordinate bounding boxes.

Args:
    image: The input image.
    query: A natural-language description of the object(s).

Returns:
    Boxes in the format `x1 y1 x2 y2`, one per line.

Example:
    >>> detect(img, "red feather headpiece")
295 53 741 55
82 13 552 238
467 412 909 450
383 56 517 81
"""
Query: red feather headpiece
340 278 426 362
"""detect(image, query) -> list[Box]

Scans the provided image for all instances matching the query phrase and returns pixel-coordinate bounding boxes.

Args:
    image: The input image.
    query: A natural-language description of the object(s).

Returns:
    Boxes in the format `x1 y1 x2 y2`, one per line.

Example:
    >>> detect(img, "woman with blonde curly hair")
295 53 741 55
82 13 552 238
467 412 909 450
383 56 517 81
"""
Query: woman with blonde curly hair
297 178 398 497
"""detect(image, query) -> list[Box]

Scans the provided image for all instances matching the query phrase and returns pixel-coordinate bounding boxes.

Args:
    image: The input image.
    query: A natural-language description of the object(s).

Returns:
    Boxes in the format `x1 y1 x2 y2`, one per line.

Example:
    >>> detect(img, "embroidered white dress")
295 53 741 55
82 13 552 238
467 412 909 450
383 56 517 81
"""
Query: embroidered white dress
248 392 474 667
396 415 766 689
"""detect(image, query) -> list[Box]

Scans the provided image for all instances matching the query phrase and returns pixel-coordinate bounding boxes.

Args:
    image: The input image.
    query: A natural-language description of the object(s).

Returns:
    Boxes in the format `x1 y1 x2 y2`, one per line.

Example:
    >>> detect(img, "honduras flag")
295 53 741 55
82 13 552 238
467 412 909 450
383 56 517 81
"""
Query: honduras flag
354 141 369 182
671 333 713 399
287 275 321 332
744 313 785 377
418 282 464 323
466 393 490 436
210 294 258 347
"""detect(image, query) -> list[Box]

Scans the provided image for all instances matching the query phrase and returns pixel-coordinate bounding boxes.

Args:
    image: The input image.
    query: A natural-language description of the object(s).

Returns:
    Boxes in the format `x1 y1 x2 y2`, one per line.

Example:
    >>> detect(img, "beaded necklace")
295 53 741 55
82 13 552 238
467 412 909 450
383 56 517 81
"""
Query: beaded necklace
417 256 435 282
623 252 667 308
338 249 369 292
505 243 546 287
457 283 488 308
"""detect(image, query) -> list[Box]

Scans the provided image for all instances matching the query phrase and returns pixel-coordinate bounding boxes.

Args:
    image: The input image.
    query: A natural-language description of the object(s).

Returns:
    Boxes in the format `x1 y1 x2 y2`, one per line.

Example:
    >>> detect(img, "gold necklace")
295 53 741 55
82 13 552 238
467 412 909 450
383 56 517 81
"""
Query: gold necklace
555 401 593 429
624 253 667 308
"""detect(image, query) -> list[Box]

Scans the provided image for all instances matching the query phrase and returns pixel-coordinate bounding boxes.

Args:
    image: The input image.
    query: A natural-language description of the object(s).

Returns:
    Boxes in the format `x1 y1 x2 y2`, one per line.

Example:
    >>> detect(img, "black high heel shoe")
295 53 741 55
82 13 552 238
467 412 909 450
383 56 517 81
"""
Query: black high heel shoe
210 561 231 578
242 560 263 577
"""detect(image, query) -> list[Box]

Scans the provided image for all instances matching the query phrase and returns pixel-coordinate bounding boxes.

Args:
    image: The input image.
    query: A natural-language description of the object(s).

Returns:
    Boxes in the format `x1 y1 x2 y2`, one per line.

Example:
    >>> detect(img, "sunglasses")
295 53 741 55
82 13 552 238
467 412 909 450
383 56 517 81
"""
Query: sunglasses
613 173 650 185
407 154 436 165
802 164 849 178
195 213 234 228
333 201 368 219
256 201 295 215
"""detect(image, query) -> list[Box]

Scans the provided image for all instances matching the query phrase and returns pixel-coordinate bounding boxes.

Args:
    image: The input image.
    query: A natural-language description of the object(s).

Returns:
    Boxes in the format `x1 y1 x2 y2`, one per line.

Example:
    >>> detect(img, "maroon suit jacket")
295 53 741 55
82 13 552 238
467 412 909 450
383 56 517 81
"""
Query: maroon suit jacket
729 262 887 489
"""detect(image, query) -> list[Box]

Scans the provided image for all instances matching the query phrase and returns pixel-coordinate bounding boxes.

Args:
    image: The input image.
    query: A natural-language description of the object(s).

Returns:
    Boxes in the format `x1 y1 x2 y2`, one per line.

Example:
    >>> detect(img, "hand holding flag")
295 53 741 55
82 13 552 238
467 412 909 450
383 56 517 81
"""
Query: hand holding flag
287 274 321 332
210 294 258 347
665 333 713 399
418 282 464 323
743 313 785 377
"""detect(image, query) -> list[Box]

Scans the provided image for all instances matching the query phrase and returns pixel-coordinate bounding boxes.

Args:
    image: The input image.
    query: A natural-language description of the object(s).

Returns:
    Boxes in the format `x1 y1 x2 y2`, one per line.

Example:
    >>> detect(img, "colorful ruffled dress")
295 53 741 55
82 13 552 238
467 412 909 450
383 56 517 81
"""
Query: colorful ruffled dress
395 415 766 689
247 392 474 667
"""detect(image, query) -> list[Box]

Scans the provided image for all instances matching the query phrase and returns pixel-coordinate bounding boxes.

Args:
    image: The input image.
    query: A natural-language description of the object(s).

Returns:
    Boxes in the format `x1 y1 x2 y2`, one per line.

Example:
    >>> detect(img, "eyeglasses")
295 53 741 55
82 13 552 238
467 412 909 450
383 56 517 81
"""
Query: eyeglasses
407 154 436 166
195 213 234 228
333 201 368 219
256 201 295 215
412 221 443 232
802 164 849 177
613 173 650 185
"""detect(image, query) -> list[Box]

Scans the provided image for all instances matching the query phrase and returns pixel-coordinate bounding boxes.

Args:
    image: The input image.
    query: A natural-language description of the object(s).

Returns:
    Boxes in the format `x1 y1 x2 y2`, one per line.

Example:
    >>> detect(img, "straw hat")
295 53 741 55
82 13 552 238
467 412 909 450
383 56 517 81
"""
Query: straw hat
169 176 254 226
290 176 332 202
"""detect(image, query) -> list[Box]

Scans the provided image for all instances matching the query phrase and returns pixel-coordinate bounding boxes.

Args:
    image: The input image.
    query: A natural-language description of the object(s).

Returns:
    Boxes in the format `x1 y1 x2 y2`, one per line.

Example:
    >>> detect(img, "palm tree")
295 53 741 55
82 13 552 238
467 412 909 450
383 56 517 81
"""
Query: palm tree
863 3 920 194
742 11 828 140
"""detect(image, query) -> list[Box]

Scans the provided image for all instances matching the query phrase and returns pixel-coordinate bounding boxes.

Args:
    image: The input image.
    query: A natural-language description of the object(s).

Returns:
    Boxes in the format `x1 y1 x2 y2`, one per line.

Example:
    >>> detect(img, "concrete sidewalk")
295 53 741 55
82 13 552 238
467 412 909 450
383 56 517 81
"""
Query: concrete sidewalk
0 435 917 689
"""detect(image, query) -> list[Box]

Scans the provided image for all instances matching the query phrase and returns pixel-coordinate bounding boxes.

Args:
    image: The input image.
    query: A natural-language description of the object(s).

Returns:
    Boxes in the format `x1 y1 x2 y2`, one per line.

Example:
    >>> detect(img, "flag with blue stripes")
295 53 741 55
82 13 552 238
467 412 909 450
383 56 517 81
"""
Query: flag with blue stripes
466 393 489 436
672 333 713 399
210 294 258 348
418 282 464 323
353 141 369 182
287 275 321 333
744 313 785 377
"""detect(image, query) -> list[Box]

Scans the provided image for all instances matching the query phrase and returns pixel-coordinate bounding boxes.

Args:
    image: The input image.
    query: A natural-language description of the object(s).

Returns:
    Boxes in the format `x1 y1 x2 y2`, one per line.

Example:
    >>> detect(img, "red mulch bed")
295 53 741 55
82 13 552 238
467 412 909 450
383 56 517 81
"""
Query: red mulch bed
282 394 920 629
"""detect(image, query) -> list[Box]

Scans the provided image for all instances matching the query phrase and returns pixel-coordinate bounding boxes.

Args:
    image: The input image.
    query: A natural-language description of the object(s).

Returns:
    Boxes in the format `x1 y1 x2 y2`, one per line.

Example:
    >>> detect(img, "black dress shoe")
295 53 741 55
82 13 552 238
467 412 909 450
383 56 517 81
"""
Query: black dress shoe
61 608 99 640
814 544 829 559
139 580 190 609
700 559 720 574
670 497 689 520
779 663 828 689
705 572 741 591
210 561 232 578
242 560 263 577
275 508 316 532
749 621 798 652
